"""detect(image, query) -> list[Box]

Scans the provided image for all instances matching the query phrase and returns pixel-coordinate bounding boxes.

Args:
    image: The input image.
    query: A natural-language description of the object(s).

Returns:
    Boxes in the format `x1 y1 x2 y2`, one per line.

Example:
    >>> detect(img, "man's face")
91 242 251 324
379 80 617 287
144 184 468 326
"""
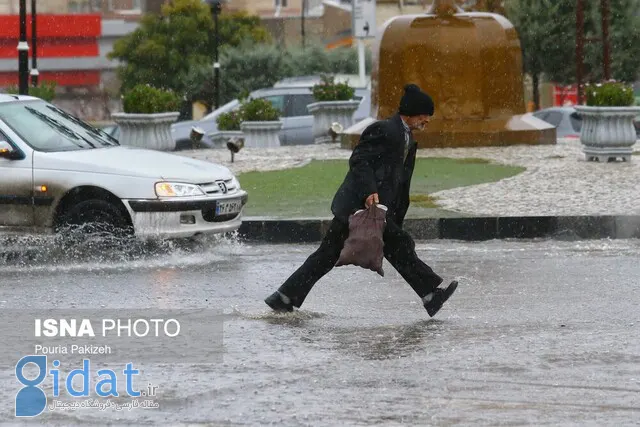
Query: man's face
406 114 432 131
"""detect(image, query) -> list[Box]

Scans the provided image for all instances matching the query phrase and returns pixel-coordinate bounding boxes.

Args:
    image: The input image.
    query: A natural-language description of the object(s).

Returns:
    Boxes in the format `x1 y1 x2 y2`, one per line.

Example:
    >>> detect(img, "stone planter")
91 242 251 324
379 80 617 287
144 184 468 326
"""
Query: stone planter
240 121 283 148
209 130 244 148
575 106 640 162
111 112 180 151
307 100 360 144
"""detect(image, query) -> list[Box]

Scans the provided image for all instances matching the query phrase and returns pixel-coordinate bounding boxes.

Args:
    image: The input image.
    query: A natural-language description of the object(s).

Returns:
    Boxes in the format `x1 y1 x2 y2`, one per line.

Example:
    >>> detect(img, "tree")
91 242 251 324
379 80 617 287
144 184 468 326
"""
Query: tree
582 0 640 83
218 11 272 47
506 0 640 108
108 0 272 95
527 0 577 86
505 0 571 109
461 0 506 14
184 42 372 109
183 42 293 108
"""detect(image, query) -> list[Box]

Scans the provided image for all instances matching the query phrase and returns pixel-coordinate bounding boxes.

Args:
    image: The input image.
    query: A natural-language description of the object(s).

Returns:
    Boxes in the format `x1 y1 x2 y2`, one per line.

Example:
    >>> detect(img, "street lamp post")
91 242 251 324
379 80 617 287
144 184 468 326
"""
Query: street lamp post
301 0 307 48
576 0 585 104
30 0 38 87
205 0 222 110
601 0 611 80
18 0 29 94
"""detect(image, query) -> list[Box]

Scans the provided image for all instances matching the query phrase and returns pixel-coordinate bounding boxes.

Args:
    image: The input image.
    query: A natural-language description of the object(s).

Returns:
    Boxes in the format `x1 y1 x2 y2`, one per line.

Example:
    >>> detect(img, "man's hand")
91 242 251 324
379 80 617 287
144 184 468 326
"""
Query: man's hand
365 193 379 208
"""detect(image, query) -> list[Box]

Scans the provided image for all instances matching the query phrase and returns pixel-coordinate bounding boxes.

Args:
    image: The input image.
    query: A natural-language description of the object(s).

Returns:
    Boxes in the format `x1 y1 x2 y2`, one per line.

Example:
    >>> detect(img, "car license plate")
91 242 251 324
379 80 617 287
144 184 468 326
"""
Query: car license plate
215 199 242 215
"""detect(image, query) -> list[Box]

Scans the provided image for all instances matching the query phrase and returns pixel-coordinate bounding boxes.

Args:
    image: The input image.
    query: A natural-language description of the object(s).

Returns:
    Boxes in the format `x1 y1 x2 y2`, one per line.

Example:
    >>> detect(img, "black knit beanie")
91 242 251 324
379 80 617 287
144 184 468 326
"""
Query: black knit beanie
398 84 435 116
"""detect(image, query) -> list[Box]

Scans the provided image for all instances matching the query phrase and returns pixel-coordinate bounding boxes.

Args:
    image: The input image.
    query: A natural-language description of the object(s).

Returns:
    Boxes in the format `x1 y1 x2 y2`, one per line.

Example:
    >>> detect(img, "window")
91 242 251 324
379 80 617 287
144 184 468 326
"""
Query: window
262 95 286 115
569 112 582 132
275 0 288 7
0 100 118 152
543 111 563 127
532 111 548 121
287 94 316 117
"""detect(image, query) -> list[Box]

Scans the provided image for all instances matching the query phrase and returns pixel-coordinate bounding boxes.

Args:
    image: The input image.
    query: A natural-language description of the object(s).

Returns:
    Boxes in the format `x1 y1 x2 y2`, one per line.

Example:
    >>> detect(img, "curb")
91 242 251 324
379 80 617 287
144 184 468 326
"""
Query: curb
237 216 640 243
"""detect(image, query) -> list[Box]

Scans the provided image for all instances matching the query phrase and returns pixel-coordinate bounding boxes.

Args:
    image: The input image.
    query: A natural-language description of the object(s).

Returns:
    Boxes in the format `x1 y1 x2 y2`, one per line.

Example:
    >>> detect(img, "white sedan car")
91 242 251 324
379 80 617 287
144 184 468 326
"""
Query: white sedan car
0 94 248 239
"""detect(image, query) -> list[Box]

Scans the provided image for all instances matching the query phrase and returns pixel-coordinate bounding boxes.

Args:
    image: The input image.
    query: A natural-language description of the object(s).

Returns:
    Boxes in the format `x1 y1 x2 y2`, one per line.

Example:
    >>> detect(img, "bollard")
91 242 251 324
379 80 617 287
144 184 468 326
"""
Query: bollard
190 126 205 149
227 137 244 163
328 122 344 143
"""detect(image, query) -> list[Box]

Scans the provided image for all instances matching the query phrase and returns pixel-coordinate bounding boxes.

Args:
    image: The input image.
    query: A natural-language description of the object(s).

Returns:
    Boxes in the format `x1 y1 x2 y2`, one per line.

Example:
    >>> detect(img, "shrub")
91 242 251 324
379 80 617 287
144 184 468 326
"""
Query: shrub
311 74 355 102
287 44 369 76
239 97 280 122
585 80 635 107
216 110 242 131
6 81 57 102
185 42 372 107
122 84 181 114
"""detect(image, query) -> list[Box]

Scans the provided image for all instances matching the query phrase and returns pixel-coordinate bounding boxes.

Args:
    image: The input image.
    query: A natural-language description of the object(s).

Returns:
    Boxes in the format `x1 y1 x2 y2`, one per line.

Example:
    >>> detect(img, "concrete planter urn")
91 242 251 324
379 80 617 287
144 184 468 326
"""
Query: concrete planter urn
111 112 180 151
209 130 244 148
307 100 360 144
240 121 283 148
575 106 640 162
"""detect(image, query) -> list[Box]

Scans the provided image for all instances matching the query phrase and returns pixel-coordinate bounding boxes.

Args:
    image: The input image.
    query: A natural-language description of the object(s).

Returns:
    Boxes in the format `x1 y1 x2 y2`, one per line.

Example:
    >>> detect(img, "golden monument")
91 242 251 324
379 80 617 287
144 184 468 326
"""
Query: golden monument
343 0 555 148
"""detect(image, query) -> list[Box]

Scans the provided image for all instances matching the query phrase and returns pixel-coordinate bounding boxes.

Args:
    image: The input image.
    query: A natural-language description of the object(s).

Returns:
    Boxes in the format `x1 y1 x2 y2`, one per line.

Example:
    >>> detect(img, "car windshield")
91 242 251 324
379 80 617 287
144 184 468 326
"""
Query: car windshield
201 99 239 121
0 100 119 152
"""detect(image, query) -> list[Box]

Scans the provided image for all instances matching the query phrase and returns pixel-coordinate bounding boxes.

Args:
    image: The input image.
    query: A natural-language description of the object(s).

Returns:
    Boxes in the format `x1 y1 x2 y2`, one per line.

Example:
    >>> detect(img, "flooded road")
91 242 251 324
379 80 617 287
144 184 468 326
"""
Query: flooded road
1 234 639 426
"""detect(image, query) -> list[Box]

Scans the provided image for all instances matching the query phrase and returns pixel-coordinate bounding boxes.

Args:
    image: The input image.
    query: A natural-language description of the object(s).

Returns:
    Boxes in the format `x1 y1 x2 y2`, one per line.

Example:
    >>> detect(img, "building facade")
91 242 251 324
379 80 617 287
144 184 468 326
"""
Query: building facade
0 0 144 15
0 0 149 119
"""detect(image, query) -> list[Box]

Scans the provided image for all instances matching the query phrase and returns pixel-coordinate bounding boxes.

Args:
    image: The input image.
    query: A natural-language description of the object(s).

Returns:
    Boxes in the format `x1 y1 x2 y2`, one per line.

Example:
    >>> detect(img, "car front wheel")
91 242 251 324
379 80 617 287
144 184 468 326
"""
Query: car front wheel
57 199 132 238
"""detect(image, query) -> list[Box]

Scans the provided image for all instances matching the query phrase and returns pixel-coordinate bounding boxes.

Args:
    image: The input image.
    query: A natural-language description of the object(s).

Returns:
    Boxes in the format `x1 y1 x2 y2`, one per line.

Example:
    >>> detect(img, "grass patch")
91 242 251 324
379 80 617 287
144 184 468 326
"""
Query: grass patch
455 157 491 164
238 157 525 218
409 194 439 208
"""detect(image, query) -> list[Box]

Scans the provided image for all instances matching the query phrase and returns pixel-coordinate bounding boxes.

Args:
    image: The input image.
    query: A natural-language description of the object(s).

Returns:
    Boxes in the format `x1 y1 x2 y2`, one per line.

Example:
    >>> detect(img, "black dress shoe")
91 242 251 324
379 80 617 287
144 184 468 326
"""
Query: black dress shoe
264 291 294 312
423 281 458 317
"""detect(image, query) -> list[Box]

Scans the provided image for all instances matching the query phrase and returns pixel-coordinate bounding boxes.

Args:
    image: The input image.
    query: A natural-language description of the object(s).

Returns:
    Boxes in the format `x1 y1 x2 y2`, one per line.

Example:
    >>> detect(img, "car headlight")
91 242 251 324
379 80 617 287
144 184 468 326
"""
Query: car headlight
155 182 205 197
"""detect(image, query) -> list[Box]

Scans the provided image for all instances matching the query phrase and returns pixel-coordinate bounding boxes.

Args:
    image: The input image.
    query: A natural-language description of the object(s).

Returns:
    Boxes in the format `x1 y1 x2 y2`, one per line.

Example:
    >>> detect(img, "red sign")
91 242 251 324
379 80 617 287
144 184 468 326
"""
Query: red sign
0 70 100 87
0 14 101 39
553 85 578 106
0 14 101 87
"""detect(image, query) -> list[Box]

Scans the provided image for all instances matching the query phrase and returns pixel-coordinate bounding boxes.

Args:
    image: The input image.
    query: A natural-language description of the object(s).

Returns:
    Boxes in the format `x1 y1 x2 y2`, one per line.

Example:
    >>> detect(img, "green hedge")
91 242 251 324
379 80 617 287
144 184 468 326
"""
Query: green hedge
6 81 57 102
122 84 181 114
312 74 355 102
183 42 372 108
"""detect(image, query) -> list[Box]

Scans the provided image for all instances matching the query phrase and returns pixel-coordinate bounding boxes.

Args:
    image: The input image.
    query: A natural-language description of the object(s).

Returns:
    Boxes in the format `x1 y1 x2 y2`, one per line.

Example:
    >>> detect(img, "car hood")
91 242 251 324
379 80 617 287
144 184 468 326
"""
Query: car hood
34 146 234 183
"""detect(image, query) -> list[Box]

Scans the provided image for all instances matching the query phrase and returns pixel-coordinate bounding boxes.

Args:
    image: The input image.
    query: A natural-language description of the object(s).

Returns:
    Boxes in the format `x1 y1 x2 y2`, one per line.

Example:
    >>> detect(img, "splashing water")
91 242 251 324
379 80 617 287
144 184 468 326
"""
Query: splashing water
0 229 248 274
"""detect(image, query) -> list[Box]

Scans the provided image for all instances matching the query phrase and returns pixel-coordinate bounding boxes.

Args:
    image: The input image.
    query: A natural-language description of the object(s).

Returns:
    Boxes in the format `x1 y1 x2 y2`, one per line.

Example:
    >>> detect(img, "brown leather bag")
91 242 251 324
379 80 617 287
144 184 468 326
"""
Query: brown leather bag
335 204 387 276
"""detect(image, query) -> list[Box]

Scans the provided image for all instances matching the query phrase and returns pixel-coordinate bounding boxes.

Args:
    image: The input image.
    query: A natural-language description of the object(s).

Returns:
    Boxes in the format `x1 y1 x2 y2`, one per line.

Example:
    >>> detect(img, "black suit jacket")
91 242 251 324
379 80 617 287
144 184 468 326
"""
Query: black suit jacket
331 114 417 227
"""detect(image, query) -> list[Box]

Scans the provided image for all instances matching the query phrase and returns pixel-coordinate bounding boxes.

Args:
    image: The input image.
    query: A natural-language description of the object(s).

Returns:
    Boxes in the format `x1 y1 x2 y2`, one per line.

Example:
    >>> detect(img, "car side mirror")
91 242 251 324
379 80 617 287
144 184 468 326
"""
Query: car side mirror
0 141 19 160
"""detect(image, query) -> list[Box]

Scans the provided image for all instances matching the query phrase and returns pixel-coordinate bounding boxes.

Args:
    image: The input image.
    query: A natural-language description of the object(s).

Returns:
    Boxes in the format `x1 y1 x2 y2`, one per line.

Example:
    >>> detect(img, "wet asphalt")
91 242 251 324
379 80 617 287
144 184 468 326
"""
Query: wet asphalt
0 234 639 426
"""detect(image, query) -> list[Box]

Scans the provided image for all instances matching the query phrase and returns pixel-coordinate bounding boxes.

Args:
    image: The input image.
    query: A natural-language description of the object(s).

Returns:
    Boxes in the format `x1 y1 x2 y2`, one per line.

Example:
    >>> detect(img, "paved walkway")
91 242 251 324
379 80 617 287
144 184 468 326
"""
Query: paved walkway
180 138 640 217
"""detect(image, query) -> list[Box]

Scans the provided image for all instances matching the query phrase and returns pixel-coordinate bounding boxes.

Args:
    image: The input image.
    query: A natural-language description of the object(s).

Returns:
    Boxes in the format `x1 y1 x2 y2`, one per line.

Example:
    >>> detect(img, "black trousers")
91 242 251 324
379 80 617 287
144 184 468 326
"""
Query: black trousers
277 217 443 308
